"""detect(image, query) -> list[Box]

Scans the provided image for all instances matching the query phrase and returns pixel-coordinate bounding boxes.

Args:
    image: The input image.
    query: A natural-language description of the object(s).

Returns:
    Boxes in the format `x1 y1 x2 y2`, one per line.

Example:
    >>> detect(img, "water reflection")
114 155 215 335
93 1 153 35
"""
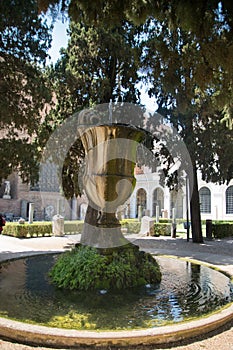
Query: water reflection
0 255 232 330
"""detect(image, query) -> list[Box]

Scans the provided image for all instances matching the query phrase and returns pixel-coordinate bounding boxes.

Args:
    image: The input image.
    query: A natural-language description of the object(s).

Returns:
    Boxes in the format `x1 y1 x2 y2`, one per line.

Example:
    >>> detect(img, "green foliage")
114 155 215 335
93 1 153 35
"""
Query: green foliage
121 219 172 236
44 20 144 199
0 0 52 184
142 16 233 243
40 1 233 38
49 244 161 290
2 222 52 238
158 218 172 224
143 19 233 185
64 221 84 234
212 222 233 239
121 219 141 233
50 246 107 290
46 19 143 120
152 223 171 237
2 220 84 238
1 219 170 238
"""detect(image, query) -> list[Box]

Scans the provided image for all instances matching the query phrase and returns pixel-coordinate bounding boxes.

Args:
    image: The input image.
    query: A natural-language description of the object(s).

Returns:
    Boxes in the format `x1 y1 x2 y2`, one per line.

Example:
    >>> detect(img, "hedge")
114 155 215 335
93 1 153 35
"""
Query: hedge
121 220 172 236
1 220 139 238
1 222 52 238
152 223 171 237
1 219 174 238
121 219 141 233
157 218 172 224
2 221 84 238
64 221 84 234
212 222 233 239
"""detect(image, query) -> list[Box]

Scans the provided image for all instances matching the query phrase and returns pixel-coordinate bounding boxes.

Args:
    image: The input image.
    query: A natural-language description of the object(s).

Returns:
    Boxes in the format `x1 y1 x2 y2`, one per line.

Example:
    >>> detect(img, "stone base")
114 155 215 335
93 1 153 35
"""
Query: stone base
3 195 11 200
80 222 130 248
52 215 64 236
139 216 155 236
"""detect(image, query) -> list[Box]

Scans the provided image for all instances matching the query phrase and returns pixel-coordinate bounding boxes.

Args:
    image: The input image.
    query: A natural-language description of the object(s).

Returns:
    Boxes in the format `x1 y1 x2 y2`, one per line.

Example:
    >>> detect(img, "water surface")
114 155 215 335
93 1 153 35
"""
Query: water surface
0 254 232 330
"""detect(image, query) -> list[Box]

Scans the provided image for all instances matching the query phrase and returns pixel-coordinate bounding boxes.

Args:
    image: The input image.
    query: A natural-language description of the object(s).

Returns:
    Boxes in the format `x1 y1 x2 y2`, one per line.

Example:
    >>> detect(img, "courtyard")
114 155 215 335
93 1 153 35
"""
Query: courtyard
0 233 232 349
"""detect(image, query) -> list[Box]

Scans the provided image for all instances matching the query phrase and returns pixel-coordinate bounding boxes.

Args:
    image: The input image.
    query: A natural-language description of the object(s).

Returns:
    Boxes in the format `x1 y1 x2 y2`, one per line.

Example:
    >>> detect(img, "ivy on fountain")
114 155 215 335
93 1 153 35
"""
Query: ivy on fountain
49 244 161 291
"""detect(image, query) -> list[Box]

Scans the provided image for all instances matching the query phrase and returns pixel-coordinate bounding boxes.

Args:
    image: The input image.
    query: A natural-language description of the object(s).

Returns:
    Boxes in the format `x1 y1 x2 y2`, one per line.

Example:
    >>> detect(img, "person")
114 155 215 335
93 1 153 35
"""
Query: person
0 213 6 233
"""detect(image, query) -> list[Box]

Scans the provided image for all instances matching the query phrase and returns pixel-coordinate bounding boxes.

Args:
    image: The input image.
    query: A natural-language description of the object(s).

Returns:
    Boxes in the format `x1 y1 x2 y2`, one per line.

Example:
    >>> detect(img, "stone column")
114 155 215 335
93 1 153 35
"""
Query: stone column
138 205 142 222
129 193 137 218
171 207 177 238
71 196 78 220
147 188 153 217
155 205 160 223
21 200 28 219
164 188 170 218
28 203 34 224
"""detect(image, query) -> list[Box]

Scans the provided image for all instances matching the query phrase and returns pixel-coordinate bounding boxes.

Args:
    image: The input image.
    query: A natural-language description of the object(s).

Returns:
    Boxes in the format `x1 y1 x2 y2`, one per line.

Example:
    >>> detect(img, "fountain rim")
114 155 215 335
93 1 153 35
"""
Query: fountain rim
0 252 232 348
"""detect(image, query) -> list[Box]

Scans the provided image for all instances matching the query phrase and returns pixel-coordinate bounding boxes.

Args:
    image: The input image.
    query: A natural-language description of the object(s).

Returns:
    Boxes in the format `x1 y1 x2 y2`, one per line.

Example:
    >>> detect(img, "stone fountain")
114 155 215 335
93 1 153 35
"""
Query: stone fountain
48 108 162 290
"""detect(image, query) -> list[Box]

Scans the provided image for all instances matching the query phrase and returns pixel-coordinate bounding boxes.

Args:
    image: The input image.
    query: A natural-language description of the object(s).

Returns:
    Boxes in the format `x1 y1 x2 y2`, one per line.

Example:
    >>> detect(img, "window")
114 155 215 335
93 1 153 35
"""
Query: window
199 187 211 213
226 186 233 214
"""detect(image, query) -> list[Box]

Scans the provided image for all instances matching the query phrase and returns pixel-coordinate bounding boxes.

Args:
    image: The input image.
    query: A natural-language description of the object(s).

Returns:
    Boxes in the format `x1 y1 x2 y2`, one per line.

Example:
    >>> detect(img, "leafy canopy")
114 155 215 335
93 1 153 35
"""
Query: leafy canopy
43 20 144 198
0 0 52 183
141 17 233 242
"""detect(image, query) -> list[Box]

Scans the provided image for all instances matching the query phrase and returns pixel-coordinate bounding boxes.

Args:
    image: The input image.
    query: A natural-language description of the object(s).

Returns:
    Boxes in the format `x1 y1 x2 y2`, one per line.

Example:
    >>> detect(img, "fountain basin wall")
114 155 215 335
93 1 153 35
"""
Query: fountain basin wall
0 253 232 348
0 300 233 348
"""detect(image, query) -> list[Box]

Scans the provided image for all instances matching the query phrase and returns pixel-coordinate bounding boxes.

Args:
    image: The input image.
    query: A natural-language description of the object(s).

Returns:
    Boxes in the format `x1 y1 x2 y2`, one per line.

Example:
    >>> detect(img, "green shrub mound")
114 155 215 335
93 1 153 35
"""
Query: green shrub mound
49 244 161 291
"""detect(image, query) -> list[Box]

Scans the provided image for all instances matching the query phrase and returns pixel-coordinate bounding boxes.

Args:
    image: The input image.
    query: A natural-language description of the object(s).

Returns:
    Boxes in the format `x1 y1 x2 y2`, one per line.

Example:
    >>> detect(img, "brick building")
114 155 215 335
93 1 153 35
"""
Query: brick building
0 171 87 222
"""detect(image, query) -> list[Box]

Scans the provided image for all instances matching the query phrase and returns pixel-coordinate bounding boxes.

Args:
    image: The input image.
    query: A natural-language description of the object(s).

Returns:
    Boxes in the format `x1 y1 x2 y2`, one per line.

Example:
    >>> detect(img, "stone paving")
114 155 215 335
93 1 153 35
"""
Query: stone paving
0 233 232 349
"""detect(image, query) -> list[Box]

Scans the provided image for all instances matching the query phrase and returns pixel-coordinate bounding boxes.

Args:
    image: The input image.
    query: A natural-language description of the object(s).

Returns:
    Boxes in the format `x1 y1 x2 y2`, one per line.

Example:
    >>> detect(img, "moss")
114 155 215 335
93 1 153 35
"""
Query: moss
49 243 161 291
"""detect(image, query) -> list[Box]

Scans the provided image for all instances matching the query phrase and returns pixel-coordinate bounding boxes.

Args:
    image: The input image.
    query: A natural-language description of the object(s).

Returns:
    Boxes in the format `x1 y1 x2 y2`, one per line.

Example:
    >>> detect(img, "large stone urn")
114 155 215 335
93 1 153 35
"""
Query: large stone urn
79 124 145 248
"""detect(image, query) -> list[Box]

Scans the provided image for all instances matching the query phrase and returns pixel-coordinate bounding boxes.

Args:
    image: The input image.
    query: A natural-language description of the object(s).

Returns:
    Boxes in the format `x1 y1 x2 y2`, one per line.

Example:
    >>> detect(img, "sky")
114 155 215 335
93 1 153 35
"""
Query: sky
47 20 69 64
47 19 158 111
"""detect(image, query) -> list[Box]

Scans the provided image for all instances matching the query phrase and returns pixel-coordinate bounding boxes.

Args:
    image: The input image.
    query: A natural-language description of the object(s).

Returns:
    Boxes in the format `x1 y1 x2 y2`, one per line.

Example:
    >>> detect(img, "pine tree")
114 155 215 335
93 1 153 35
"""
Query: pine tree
43 20 143 198
0 0 52 183
142 19 233 242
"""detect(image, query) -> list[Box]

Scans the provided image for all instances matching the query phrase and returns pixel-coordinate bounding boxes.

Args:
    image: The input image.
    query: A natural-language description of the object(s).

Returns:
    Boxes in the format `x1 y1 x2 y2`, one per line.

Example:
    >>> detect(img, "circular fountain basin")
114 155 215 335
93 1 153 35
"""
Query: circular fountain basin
0 253 232 347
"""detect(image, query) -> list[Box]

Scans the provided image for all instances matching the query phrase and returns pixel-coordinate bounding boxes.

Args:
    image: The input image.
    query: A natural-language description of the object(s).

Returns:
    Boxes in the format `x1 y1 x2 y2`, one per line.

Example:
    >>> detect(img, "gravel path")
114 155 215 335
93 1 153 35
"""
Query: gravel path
0 234 232 350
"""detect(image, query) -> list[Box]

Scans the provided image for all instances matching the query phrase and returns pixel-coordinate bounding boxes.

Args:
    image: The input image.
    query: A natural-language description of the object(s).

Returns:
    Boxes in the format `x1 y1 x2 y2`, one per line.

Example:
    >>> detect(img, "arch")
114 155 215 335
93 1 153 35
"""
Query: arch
152 188 164 217
199 187 211 214
226 186 233 214
136 188 147 217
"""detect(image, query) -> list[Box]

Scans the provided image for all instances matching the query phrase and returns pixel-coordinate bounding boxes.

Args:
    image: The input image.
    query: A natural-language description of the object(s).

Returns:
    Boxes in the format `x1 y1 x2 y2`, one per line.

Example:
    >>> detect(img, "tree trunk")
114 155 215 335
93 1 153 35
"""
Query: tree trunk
189 163 204 243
